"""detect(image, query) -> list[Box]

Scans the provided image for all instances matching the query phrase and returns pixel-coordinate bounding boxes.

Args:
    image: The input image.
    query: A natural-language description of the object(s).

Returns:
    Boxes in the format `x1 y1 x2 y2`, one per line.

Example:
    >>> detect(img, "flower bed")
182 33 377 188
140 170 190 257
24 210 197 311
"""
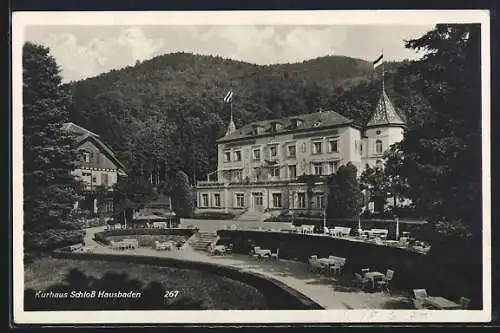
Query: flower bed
93 228 197 246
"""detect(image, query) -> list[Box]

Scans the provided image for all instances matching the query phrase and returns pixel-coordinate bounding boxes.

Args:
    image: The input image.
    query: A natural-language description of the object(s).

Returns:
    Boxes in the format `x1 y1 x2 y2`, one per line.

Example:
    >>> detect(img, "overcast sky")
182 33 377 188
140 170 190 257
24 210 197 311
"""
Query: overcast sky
25 25 434 83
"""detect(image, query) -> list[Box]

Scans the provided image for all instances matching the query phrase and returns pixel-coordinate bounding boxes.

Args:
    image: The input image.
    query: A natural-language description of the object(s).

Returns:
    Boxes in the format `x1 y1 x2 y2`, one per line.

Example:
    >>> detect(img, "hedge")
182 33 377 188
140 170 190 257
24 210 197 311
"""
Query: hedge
93 228 197 245
216 230 482 309
194 212 236 220
51 249 321 310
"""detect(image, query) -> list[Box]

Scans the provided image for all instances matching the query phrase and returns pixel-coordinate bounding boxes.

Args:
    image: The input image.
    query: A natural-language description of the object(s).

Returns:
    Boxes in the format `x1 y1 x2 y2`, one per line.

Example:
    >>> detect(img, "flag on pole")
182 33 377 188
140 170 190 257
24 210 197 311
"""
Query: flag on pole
373 53 384 69
223 90 233 103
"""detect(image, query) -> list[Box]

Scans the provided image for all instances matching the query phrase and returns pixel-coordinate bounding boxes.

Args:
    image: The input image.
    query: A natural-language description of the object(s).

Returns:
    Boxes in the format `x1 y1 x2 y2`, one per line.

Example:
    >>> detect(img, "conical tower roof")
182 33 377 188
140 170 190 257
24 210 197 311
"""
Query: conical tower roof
225 117 236 136
366 90 406 128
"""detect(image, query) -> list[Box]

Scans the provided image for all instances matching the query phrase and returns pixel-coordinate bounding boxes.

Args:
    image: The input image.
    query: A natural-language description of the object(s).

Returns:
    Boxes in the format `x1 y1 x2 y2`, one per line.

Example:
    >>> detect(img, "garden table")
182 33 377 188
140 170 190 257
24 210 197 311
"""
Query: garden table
256 249 271 258
364 271 386 289
425 296 461 309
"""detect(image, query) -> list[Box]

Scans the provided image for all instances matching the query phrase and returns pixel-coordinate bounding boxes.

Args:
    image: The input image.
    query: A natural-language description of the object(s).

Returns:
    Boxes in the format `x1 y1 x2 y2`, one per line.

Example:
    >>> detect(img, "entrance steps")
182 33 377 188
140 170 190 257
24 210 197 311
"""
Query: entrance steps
236 210 265 222
187 231 219 251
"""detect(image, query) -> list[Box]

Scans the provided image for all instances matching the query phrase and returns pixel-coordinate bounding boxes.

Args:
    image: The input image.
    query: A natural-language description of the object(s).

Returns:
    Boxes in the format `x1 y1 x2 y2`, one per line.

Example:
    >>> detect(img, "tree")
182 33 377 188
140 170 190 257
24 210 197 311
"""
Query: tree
398 24 482 237
383 144 410 209
23 42 84 252
326 162 362 218
171 171 195 218
359 165 390 214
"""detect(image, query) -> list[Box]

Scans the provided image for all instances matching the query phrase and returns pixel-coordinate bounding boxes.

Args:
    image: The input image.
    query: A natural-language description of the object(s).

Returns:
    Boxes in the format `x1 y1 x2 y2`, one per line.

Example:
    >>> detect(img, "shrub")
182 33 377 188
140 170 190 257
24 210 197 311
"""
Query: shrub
24 229 85 253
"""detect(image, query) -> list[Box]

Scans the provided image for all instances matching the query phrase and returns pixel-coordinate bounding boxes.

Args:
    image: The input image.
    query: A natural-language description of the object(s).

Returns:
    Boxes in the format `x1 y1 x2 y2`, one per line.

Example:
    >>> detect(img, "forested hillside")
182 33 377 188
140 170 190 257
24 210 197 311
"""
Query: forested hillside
66 53 428 183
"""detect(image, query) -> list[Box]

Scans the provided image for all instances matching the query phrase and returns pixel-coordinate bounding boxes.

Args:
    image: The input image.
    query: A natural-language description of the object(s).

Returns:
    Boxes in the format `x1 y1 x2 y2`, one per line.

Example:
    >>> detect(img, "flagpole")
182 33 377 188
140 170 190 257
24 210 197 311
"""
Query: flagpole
381 49 385 92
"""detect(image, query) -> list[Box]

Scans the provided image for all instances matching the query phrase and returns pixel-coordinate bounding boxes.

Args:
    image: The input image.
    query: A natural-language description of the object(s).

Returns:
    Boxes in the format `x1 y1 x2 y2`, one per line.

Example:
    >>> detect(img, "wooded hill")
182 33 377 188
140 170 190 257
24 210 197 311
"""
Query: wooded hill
66 52 429 183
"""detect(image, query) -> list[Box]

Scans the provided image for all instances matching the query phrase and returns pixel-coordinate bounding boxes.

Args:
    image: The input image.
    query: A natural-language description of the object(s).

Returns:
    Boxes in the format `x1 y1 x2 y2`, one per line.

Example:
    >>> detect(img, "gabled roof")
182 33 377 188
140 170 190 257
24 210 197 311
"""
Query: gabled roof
63 122 127 173
62 122 101 138
217 110 355 143
366 90 406 128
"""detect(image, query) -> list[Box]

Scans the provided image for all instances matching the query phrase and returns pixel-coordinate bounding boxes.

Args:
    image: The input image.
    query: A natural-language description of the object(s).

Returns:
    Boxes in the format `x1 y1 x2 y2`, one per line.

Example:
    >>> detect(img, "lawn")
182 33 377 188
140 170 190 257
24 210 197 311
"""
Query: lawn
24 256 269 310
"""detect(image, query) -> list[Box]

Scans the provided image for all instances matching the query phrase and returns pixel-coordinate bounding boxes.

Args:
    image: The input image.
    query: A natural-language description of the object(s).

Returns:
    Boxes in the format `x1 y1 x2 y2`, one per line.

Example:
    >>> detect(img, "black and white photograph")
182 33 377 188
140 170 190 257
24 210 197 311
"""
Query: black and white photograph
12 10 491 324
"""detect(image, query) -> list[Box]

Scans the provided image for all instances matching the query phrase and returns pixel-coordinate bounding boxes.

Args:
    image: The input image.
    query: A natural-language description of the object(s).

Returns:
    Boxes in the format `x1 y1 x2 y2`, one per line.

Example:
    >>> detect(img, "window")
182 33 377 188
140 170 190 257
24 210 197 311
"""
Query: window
235 193 245 208
270 146 278 157
301 142 307 153
287 144 296 157
360 143 363 156
288 165 297 179
297 193 306 209
102 173 109 186
270 166 280 178
201 193 209 207
224 151 231 162
213 193 221 207
234 150 242 161
313 141 323 154
82 151 91 163
328 139 338 153
313 163 323 175
317 194 325 209
272 193 282 208
92 175 97 184
254 167 263 181
375 140 383 154
233 170 242 182
328 161 338 174
253 192 263 206
252 149 261 161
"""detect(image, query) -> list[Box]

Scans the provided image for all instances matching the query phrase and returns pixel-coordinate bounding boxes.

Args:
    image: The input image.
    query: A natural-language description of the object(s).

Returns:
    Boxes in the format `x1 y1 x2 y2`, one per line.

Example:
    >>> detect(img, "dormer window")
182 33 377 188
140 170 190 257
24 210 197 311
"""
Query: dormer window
271 122 282 133
291 118 303 128
252 124 263 135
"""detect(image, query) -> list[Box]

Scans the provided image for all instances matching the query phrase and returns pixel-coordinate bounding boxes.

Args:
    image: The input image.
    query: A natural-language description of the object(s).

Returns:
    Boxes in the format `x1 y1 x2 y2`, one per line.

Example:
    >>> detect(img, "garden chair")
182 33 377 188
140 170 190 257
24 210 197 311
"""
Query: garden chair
329 262 343 275
460 297 471 309
270 248 279 261
251 246 261 258
412 289 430 309
354 273 370 290
377 269 395 294
308 255 323 273
225 243 234 254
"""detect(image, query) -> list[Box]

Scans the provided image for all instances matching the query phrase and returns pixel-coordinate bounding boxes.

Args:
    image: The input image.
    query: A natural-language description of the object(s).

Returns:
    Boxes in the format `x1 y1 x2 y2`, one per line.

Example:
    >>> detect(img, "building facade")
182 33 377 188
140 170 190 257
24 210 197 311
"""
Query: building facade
196 90 406 215
63 122 127 216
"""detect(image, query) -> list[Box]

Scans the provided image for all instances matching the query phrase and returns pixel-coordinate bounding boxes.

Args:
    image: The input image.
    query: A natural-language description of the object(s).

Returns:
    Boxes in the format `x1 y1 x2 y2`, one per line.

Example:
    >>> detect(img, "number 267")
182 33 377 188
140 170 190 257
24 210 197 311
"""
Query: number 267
164 290 179 298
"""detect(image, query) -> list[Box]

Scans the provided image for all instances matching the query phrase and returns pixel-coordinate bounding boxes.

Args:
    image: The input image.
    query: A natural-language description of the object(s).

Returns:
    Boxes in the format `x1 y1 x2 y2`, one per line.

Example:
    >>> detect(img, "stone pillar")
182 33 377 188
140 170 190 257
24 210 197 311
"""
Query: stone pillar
224 185 229 213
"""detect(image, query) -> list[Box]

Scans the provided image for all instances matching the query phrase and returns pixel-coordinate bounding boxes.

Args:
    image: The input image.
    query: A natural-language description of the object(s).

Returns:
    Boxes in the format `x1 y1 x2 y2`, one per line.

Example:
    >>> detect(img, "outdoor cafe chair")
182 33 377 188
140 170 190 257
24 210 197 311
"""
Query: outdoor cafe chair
460 297 471 309
270 248 279 261
412 289 432 309
329 262 343 275
377 269 395 294
225 243 234 254
354 273 370 290
251 246 261 257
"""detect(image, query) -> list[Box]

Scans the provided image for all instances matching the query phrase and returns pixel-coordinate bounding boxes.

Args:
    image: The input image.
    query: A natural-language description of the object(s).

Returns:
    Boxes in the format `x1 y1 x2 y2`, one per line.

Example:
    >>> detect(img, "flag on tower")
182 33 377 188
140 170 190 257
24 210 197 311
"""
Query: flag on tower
223 90 233 103
373 53 384 69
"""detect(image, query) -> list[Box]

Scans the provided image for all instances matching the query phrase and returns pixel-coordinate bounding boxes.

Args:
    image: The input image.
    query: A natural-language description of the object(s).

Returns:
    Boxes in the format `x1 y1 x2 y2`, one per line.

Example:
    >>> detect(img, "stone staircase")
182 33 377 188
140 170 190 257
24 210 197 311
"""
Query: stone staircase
187 231 219 251
236 209 265 222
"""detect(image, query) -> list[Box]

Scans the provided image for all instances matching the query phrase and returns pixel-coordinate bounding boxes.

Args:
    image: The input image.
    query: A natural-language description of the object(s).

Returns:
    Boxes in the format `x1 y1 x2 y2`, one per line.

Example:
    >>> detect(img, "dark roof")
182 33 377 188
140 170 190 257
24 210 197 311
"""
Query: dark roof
217 111 355 143
63 122 127 172
366 91 406 128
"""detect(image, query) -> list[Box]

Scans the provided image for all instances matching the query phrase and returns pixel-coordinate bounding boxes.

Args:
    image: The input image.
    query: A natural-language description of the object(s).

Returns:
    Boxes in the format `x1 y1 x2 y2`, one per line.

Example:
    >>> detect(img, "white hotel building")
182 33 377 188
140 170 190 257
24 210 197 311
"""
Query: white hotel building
196 90 406 215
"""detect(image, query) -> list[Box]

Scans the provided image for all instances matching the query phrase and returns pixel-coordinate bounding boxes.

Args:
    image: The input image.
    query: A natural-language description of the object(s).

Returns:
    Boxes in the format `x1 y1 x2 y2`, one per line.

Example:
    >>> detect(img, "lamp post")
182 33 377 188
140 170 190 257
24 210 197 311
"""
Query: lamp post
394 214 400 240
323 208 327 234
